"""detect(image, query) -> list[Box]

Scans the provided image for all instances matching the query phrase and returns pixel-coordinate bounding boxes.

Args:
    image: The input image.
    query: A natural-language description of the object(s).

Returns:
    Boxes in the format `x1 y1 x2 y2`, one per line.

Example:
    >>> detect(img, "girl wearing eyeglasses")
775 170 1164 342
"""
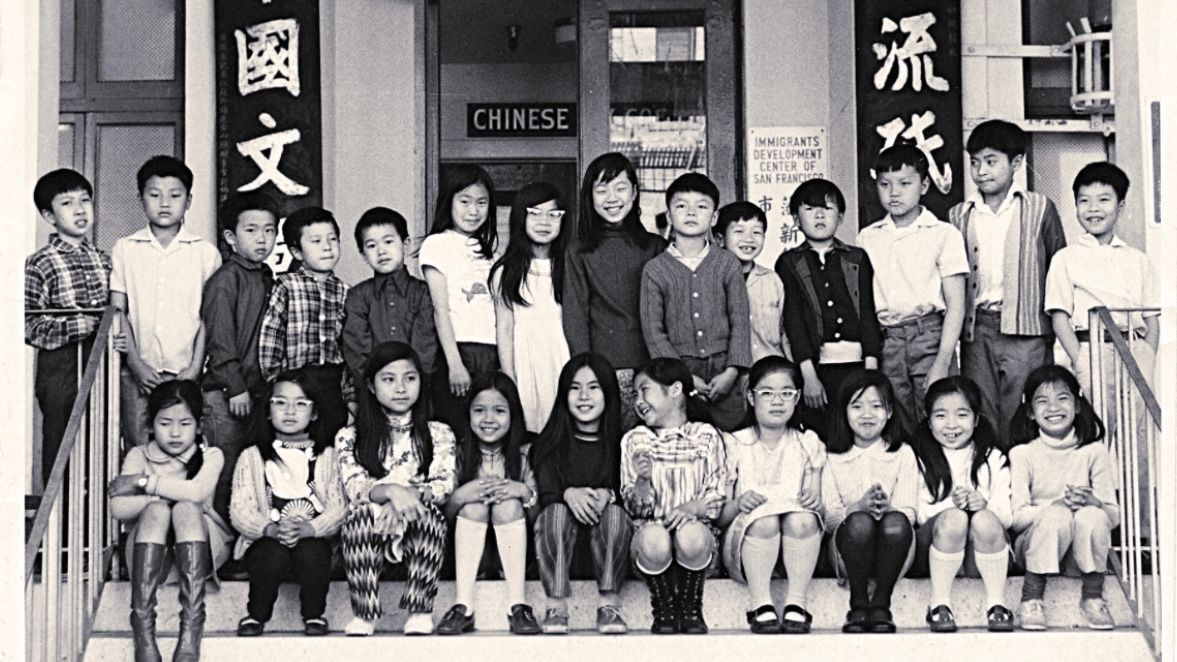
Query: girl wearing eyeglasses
490 182 572 433
719 357 826 634
229 368 346 637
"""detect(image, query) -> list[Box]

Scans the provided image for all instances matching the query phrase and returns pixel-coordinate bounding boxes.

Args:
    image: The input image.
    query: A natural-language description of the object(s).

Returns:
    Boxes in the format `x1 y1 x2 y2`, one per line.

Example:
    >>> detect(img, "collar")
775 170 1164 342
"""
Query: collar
667 241 711 261
965 184 1025 213
296 264 339 284
835 438 896 462
273 439 314 451
126 225 202 245
228 251 271 272
1075 232 1128 248
1039 430 1079 451
480 445 505 460
374 268 411 296
143 440 198 464
746 263 772 279
877 207 942 231
387 412 414 434
798 237 850 254
48 233 94 253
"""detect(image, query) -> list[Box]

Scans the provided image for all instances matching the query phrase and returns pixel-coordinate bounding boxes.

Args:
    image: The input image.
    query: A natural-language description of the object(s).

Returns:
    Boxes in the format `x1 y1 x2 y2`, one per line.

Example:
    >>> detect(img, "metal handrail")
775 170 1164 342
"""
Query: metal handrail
24 305 121 662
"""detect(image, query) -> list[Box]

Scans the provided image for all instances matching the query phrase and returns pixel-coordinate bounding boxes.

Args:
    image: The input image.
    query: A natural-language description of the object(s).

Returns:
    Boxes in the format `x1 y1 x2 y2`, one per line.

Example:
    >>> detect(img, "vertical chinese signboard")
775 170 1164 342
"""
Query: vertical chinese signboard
216 0 322 271
855 0 962 227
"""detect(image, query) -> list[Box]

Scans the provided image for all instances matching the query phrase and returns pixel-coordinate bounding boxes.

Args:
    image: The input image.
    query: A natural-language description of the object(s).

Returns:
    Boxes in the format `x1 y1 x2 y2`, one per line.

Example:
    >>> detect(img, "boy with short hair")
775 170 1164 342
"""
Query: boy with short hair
858 144 969 437
25 169 111 484
342 207 438 396
640 172 751 431
258 206 349 439
714 201 790 362
112 155 221 447
1044 161 1158 407
200 191 279 523
774 178 881 438
949 120 1066 438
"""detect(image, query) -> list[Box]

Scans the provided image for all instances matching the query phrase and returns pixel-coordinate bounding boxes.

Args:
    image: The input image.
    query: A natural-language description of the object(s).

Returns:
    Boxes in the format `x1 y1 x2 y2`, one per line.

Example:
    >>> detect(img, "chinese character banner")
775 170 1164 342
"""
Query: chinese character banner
854 0 962 226
215 0 323 269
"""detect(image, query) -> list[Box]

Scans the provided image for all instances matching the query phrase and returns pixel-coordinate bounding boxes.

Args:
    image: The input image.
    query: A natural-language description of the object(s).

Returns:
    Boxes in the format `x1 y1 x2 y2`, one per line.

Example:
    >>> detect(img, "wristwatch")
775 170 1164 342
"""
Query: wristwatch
136 476 149 490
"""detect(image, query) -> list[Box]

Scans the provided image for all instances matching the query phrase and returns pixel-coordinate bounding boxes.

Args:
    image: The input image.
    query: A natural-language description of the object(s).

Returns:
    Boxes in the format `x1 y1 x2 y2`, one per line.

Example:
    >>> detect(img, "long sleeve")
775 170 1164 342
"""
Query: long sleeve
308 447 348 537
110 447 151 521
619 428 655 518
562 250 591 355
778 257 818 364
334 426 376 505
698 426 728 520
890 446 919 525
148 448 223 503
858 253 883 360
201 270 249 397
24 259 89 350
1089 444 1121 530
534 459 564 511
821 459 849 531
418 422 457 502
258 280 289 381
341 285 373 387
520 450 539 509
410 285 439 374
639 263 675 359
723 262 753 369
229 448 272 541
1009 446 1041 533
1041 198 1067 269
986 451 1014 529
916 480 948 527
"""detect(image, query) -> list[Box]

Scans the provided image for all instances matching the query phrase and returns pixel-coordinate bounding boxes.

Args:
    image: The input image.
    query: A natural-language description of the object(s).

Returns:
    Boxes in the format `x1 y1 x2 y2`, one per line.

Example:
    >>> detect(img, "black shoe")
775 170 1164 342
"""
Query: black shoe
676 567 708 635
643 570 677 634
987 604 1015 632
746 604 779 634
926 604 957 633
868 606 896 633
303 617 329 636
217 558 250 582
779 604 813 634
508 604 541 635
436 604 475 635
842 608 869 633
237 617 264 637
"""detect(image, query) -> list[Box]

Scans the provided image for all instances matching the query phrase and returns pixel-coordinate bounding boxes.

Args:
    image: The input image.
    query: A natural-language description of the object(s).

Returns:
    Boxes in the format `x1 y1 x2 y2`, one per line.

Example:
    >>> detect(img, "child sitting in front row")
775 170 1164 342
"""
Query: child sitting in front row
230 369 346 637
822 370 918 634
714 201 791 362
912 376 1013 632
1009 365 1118 631
621 358 728 634
640 173 752 432
719 357 825 634
775 178 881 440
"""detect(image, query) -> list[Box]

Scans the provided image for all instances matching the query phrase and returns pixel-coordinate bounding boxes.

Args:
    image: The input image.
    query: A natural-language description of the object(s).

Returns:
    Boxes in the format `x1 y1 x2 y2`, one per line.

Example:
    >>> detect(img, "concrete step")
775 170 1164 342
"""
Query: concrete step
84 629 1155 662
92 577 1138 634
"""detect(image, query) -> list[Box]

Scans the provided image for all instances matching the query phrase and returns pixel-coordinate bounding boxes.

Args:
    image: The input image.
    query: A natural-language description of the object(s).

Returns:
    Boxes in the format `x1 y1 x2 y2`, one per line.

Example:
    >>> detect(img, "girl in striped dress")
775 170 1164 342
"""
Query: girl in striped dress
620 358 727 635
335 342 457 636
821 369 919 634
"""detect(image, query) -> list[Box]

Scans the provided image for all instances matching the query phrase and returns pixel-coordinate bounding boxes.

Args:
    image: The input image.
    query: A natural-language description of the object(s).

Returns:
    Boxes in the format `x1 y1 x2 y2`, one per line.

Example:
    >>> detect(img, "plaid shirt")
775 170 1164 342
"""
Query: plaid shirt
24 234 111 350
258 265 349 381
620 422 728 522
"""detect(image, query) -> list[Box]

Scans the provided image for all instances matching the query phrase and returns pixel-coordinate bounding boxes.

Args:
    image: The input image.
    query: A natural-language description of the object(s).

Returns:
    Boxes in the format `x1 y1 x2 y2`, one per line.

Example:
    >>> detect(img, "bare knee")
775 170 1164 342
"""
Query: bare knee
490 499 524 524
459 502 489 523
746 516 781 539
134 501 172 541
968 510 1006 550
634 524 672 572
170 501 207 541
932 508 969 550
781 512 819 539
673 521 713 567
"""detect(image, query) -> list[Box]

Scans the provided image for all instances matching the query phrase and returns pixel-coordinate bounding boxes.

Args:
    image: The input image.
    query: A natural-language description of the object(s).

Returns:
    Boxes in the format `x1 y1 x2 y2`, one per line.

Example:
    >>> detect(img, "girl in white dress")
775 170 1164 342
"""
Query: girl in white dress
490 182 571 432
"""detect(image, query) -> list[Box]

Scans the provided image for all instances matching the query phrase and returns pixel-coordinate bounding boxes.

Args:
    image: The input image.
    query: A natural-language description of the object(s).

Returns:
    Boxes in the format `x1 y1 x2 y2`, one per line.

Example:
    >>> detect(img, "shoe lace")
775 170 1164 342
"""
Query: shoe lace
599 605 622 620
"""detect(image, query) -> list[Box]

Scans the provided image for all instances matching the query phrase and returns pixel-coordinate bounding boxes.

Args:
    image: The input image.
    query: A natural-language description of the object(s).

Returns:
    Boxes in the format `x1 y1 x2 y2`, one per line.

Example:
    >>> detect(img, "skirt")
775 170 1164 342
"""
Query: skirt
124 508 233 590
722 503 824 584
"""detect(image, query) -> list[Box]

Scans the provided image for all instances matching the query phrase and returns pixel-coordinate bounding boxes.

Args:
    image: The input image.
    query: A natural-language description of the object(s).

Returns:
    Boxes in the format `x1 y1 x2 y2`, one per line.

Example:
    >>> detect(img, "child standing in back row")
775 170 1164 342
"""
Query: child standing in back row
949 120 1066 440
859 145 969 438
641 173 752 432
714 201 791 362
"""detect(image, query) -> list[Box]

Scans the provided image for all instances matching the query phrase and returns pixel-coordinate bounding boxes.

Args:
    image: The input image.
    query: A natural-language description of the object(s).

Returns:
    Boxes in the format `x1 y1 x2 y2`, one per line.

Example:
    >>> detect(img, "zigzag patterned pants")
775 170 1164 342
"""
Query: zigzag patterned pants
341 502 447 619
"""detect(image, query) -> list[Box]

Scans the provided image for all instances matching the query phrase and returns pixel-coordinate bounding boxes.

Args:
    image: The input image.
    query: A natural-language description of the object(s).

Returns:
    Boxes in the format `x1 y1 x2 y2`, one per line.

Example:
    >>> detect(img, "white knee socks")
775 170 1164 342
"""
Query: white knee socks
781 531 821 610
929 545 965 607
495 518 528 606
741 534 779 609
973 547 1010 608
454 516 487 610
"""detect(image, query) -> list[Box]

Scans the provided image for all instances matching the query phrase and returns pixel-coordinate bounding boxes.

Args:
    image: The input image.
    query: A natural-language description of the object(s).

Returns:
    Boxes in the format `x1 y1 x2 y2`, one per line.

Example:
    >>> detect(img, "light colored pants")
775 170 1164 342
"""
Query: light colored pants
1014 504 1111 575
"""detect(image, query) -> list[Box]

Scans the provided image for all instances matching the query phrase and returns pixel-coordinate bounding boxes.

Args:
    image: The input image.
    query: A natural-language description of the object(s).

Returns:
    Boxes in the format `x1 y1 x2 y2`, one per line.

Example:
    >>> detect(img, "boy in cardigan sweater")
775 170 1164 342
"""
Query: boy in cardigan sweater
640 173 752 431
948 120 1066 441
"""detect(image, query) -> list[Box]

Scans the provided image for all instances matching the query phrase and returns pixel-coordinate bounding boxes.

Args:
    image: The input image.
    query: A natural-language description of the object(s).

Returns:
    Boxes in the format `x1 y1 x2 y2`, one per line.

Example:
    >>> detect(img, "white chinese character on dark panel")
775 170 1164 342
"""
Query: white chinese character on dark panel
872 13 950 93
235 18 301 97
874 111 953 194
236 113 310 196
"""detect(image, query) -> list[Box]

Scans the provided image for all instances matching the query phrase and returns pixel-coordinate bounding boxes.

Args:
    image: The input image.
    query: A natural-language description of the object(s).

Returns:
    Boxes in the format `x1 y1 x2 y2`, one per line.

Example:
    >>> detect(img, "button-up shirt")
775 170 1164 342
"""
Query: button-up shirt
24 234 111 350
1043 233 1160 334
258 265 349 380
201 252 274 396
342 269 438 384
968 186 1024 308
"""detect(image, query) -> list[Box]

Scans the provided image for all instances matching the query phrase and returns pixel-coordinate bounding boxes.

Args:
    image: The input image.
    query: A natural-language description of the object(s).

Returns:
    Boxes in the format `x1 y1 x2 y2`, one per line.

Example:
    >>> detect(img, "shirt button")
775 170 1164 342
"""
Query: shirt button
836 317 843 324
697 330 703 337
692 292 699 298
827 300 834 308
834 332 842 339
693 312 700 318
824 282 830 288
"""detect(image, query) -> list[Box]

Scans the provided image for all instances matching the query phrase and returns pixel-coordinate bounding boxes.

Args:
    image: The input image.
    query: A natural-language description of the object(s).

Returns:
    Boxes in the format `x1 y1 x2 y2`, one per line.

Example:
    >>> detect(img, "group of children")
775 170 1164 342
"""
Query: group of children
22 118 1156 656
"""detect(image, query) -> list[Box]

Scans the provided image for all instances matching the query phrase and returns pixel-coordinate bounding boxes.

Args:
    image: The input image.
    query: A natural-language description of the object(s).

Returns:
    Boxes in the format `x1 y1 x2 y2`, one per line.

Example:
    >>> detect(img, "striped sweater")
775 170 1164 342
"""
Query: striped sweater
947 191 1066 340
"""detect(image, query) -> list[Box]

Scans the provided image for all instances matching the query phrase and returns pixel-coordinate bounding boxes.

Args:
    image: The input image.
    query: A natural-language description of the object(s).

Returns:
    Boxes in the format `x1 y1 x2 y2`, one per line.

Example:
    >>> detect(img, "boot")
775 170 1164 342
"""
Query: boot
677 565 708 634
172 541 211 662
643 570 677 634
130 543 167 662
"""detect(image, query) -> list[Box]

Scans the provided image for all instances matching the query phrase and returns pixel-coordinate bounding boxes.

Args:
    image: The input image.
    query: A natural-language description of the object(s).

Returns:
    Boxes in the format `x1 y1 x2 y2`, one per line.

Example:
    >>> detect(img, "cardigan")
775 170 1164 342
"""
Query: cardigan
639 246 752 367
775 239 882 365
947 191 1066 340
229 445 347 559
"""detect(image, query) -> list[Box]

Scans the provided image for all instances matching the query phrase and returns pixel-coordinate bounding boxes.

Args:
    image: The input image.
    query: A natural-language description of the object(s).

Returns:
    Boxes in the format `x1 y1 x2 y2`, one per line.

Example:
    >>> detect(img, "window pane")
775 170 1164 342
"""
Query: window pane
60 0 76 82
98 0 176 81
57 123 76 169
94 123 175 251
610 12 707 232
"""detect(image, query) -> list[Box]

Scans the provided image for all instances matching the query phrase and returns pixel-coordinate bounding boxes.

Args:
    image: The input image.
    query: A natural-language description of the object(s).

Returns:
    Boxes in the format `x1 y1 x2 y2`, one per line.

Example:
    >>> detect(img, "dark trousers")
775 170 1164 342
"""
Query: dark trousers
302 363 347 443
201 388 253 528
244 537 333 622
35 336 95 486
961 309 1051 447
681 352 747 432
431 342 499 434
798 361 863 441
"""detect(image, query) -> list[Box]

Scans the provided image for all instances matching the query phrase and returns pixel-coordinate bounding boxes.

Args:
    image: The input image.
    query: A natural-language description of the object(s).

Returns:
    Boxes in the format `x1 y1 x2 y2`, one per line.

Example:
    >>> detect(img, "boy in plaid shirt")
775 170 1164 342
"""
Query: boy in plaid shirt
258 206 350 439
25 169 110 484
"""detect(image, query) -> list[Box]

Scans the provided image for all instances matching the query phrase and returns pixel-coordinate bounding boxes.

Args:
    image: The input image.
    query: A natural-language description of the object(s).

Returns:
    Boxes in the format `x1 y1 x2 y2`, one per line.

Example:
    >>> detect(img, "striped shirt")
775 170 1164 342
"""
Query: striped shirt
24 234 111 350
334 418 457 505
258 265 349 380
620 422 728 522
821 439 919 530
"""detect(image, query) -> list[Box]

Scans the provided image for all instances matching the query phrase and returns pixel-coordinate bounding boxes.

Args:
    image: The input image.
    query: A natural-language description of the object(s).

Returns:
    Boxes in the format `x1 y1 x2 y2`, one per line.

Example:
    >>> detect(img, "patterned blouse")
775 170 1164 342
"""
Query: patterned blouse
334 414 457 506
620 422 728 522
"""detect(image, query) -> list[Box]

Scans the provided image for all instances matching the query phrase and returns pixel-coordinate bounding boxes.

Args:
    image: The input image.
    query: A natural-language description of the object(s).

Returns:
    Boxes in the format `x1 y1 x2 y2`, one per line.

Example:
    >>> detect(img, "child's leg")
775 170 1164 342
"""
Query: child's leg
535 504 577 605
870 511 914 610
1072 506 1113 598
879 331 919 437
1018 504 1075 607
741 516 781 610
171 502 212 662
130 502 171 662
454 503 490 610
928 509 968 608
835 511 878 611
340 506 386 622
633 523 675 633
672 521 715 633
291 538 333 621
589 504 632 605
400 503 447 613
490 499 528 607
243 538 293 623
994 335 1050 441
119 369 151 449
968 510 1010 609
304 363 347 444
201 389 250 526
780 512 821 612
34 341 87 486
960 313 1002 435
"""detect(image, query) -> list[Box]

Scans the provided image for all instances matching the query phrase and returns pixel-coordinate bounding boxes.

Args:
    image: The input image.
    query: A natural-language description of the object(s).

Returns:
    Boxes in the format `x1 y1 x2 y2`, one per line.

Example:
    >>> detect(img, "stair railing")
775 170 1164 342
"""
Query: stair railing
1087 306 1162 658
24 306 121 662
